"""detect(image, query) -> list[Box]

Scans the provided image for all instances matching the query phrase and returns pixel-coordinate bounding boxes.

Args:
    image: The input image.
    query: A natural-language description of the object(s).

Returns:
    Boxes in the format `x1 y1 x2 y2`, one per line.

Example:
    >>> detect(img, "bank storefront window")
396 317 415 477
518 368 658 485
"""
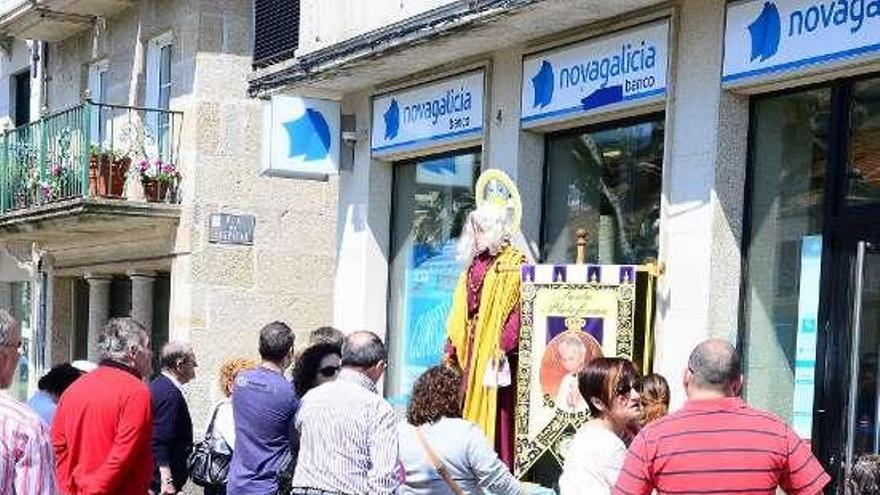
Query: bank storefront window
742 89 829 438
386 150 480 406
543 117 664 264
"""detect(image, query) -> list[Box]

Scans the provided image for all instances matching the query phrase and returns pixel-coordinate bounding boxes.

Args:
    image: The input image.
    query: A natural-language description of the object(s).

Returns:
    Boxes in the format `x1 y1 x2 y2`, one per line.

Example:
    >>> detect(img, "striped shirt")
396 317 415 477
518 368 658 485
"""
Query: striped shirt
613 397 829 495
292 369 399 495
0 391 57 495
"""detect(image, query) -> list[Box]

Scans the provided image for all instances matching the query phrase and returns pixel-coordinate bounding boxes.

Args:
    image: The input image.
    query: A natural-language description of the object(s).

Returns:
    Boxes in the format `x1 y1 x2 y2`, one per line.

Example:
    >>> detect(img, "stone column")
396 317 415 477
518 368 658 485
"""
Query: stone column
85 274 112 361
654 0 749 407
129 271 155 335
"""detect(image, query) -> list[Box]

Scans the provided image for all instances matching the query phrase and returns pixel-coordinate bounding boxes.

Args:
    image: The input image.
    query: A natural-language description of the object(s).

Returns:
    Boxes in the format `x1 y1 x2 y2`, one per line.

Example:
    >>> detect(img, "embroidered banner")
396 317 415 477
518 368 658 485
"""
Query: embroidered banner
515 264 637 477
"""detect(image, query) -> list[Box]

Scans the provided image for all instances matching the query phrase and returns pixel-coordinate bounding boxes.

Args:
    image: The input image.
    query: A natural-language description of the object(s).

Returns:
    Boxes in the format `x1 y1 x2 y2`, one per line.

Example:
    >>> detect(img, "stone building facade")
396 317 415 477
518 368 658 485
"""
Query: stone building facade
0 0 336 428
252 0 880 490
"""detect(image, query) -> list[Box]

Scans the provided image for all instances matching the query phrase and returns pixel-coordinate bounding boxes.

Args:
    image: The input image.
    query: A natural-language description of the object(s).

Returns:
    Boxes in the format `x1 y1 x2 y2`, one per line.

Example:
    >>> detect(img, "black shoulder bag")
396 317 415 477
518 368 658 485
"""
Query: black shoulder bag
188 402 233 488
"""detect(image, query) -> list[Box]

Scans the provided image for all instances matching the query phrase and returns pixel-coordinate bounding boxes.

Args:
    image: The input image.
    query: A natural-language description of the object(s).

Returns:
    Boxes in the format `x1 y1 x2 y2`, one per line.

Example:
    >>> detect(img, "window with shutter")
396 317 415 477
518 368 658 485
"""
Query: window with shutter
253 0 300 67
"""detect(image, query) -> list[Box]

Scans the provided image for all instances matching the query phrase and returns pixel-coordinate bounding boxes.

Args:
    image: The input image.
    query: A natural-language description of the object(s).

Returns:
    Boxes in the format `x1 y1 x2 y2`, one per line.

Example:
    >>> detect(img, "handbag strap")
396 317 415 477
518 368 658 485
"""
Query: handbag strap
414 427 466 495
204 401 225 439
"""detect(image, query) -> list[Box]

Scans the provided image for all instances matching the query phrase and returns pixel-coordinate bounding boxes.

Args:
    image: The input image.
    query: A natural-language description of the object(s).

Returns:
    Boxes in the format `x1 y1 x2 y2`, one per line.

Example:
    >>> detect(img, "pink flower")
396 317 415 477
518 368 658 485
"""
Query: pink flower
52 163 63 177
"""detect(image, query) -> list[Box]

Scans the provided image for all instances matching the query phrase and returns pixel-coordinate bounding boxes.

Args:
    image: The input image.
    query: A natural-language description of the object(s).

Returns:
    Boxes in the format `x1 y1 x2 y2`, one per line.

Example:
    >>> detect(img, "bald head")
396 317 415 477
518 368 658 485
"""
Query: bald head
687 339 741 395
342 331 386 369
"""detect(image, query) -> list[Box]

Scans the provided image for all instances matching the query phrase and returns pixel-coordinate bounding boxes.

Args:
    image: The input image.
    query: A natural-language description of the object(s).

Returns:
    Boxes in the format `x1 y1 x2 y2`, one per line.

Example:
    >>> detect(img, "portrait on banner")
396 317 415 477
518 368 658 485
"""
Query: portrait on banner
515 264 637 477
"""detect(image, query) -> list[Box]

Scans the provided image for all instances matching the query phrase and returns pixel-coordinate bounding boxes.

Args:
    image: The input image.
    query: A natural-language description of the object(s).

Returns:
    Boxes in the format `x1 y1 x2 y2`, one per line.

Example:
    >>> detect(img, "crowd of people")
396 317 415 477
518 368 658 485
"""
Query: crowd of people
2 307 880 494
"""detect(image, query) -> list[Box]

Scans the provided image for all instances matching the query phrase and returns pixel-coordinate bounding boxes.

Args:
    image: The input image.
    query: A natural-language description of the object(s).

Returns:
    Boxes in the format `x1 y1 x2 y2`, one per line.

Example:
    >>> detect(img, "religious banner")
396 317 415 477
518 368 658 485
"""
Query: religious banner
515 263 637 477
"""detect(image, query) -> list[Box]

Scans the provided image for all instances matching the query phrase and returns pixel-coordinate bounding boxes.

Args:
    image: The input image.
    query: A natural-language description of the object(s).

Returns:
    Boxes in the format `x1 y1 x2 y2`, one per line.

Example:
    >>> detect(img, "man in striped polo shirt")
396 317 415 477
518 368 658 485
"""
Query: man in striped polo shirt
614 339 829 495
0 309 57 494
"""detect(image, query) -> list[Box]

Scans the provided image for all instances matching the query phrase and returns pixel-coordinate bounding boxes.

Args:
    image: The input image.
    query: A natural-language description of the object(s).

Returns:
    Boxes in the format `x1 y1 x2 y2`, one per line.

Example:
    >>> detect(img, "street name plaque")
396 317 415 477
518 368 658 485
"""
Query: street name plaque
208 213 255 246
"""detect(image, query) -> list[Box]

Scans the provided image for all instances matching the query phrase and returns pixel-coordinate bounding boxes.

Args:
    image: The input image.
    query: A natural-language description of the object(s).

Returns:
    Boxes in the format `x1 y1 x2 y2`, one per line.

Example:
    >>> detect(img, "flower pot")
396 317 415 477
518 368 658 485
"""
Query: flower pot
88 154 112 197
110 157 130 197
88 154 129 198
142 180 169 202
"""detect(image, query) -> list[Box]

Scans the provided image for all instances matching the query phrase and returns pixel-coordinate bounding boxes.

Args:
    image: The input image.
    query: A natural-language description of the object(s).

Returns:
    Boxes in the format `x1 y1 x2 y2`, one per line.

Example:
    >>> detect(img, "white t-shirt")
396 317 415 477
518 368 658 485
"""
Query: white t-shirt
558 423 627 495
213 400 235 449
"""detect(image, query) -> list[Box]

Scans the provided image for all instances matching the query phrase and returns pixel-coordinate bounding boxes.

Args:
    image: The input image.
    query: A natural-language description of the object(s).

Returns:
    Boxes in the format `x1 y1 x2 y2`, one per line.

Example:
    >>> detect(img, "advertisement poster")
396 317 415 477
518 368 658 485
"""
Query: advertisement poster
792 235 822 439
398 241 462 404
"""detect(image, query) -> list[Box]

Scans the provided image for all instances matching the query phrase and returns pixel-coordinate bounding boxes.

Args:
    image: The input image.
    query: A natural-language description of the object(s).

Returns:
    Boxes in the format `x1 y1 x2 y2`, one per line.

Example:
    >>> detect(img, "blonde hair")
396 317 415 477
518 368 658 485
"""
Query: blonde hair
219 357 258 397
639 373 670 425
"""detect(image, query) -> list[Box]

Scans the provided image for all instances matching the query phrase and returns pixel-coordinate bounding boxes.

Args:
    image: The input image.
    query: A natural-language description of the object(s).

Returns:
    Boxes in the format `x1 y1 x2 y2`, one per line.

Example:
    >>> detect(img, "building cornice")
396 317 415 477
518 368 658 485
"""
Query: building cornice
247 0 540 98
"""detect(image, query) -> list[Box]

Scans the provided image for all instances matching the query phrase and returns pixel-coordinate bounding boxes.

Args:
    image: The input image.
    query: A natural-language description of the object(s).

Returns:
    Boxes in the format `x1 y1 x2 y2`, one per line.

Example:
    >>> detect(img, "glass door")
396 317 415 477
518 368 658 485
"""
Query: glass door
385 149 480 409
844 236 880 476
816 229 880 494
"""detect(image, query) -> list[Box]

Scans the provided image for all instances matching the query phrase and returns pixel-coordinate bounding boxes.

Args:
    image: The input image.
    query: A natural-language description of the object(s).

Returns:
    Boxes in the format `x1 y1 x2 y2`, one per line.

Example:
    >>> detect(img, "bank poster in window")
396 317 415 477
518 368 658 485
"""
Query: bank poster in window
398 241 462 404
792 235 821 439
515 263 636 477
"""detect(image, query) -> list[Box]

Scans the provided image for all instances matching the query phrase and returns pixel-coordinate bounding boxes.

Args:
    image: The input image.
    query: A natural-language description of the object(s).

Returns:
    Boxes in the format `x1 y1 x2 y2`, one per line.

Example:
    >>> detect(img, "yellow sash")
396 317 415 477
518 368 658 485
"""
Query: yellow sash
446 245 525 443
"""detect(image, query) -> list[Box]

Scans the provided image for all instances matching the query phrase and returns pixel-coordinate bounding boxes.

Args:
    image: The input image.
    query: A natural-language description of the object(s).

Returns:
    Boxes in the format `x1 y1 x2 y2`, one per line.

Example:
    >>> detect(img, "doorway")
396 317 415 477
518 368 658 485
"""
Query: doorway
741 74 880 493
385 148 481 409
13 70 30 127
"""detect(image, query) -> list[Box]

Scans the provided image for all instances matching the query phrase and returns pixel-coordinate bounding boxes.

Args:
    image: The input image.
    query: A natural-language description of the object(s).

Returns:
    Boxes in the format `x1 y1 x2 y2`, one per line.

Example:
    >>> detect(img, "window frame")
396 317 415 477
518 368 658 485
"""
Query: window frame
145 32 173 160
539 111 666 264
384 146 483 406
145 32 173 110
88 59 109 145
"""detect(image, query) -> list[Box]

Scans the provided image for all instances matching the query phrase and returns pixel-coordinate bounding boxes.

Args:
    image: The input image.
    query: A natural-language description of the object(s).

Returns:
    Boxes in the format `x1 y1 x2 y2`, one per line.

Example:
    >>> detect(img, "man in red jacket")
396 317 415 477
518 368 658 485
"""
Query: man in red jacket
52 317 155 495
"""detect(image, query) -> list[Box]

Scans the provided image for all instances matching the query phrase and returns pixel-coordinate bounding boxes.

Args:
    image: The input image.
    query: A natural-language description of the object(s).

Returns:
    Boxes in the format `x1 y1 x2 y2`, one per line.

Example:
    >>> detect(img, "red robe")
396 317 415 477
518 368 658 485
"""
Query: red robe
447 250 520 468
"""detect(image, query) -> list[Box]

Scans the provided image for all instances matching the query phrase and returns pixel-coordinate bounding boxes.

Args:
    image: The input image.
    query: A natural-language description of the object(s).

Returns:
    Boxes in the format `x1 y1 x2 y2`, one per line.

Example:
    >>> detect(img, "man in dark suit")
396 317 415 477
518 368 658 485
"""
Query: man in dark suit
150 341 197 494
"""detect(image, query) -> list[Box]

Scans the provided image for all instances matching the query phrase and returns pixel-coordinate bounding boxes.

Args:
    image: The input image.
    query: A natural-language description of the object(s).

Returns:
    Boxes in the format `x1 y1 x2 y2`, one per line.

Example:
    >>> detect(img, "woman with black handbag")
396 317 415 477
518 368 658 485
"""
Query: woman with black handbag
190 358 257 495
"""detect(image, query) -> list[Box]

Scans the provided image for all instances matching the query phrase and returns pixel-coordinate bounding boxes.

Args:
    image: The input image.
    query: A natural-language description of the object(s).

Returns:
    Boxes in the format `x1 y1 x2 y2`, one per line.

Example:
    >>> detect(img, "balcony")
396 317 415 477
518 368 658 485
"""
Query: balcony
0 101 183 245
0 0 135 41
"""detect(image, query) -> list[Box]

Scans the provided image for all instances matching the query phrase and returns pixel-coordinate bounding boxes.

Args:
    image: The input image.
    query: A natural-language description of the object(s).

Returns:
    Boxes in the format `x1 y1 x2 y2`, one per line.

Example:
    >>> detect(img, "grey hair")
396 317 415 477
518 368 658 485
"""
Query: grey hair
0 309 18 346
687 339 741 392
457 204 512 266
98 318 148 363
341 331 386 368
160 341 193 370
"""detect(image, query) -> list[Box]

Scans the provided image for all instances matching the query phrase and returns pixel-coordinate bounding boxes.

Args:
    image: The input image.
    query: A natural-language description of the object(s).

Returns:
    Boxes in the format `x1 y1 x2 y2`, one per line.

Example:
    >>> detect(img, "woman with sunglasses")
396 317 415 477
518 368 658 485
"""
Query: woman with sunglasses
559 357 642 495
291 342 342 398
277 342 342 493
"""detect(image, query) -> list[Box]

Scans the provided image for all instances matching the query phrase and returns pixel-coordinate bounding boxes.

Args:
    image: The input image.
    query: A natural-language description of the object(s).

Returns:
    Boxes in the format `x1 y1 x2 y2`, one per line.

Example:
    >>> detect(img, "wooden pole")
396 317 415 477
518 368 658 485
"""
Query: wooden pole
575 228 587 265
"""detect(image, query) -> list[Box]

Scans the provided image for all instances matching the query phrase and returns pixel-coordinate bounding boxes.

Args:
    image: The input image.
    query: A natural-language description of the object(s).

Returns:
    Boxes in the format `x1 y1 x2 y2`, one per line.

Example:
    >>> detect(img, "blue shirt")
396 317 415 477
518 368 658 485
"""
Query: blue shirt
26 391 56 426
228 366 299 495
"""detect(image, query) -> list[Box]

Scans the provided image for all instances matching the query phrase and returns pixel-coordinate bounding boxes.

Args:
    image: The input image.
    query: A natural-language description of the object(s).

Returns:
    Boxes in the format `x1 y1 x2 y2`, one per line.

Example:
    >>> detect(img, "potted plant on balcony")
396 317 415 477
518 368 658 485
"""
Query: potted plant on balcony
88 144 130 198
136 158 180 202
43 162 75 202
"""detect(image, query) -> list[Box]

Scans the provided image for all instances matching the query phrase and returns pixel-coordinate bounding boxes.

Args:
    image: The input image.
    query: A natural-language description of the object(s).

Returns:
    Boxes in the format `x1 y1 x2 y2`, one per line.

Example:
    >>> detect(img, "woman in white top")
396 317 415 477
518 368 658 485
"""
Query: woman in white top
399 366 553 495
205 357 258 495
559 358 642 495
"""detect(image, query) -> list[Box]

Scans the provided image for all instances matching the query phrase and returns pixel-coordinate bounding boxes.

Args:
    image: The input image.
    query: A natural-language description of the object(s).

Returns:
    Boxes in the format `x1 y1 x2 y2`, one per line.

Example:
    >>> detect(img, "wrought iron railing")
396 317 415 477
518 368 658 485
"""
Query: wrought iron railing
0 100 184 213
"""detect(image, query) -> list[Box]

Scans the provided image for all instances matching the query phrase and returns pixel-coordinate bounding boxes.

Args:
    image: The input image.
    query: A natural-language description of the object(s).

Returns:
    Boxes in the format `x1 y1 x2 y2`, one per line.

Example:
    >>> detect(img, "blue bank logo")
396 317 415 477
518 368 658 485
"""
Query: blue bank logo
282 108 331 161
384 99 400 140
532 60 555 108
581 85 623 111
748 1 781 62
